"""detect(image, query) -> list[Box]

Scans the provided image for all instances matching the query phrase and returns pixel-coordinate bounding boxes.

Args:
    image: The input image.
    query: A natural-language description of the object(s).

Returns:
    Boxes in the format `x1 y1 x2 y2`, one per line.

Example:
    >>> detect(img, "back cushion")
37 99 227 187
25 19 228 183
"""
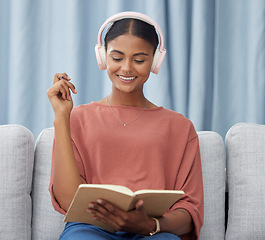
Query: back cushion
0 125 34 240
225 123 265 240
198 131 226 240
32 128 65 240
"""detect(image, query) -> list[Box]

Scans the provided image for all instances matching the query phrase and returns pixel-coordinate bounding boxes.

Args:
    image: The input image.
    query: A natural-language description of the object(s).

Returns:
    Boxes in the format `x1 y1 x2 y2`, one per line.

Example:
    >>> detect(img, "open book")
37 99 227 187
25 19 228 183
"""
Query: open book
64 184 184 232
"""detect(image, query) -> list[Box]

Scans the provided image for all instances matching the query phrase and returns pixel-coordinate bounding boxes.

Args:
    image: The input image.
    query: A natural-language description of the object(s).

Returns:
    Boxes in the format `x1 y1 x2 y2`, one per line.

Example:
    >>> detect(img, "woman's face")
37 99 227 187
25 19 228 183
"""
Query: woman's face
106 34 154 94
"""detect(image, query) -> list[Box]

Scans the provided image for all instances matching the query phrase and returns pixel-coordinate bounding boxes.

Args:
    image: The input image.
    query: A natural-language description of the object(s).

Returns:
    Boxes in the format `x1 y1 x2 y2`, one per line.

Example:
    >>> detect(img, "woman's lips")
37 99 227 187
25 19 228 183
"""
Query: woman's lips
118 75 137 82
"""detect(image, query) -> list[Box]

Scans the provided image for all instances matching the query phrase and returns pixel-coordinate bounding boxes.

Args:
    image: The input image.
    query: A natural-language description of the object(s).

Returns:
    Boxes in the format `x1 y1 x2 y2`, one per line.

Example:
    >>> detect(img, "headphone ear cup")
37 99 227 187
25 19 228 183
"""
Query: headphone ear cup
95 44 107 70
151 48 166 74
151 49 160 74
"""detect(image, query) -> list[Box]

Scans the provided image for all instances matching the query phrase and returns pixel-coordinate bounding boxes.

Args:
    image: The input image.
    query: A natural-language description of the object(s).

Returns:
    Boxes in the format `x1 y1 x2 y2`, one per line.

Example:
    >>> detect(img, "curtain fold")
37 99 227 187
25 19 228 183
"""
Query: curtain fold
0 0 265 139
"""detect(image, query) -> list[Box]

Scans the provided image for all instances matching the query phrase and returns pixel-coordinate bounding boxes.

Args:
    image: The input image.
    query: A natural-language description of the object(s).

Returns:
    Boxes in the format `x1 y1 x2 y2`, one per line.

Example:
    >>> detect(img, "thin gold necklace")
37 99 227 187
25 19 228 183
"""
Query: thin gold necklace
106 97 147 127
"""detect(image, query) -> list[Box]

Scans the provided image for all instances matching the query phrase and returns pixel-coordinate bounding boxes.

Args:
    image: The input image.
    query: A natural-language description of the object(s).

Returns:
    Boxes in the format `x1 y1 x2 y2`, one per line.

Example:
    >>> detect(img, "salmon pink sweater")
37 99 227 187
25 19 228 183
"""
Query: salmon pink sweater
49 102 204 239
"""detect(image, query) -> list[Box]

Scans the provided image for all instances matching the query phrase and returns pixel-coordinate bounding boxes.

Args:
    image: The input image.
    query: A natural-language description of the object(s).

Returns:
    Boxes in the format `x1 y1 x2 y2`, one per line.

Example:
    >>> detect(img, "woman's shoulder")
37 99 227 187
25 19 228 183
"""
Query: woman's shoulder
70 102 102 120
72 101 106 112
159 108 197 139
71 102 92 115
160 108 191 123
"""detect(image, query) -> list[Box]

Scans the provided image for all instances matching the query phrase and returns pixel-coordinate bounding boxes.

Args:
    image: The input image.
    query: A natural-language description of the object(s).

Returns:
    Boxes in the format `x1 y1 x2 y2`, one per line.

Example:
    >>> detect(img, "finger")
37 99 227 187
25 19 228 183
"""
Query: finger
87 204 113 225
56 77 77 96
59 82 72 100
94 200 132 231
59 84 68 100
56 81 71 100
87 201 122 229
96 199 118 215
88 201 115 217
135 199 144 210
53 72 71 84
53 80 75 100
65 80 77 94
60 72 71 81
88 209 119 231
62 83 73 101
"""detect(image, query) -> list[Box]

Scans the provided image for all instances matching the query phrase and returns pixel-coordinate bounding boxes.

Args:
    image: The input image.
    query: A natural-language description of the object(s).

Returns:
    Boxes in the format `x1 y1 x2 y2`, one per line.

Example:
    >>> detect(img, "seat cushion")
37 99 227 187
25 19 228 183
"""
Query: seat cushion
0 125 34 240
32 128 65 240
225 123 265 240
198 131 226 240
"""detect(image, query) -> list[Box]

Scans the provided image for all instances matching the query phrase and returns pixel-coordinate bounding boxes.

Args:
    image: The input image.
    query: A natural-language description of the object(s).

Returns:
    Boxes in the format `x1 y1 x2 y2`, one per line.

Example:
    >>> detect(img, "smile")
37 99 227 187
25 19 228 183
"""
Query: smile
118 75 137 81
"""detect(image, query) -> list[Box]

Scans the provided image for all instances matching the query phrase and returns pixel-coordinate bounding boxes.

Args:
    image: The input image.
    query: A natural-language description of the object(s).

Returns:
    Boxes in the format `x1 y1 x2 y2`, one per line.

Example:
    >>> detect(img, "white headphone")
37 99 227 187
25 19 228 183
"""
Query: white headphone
95 12 166 74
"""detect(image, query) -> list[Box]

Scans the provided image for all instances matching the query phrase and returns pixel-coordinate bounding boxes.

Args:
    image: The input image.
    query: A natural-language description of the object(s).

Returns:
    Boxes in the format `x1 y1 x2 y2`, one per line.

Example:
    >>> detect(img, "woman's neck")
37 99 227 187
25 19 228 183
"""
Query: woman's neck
107 91 147 108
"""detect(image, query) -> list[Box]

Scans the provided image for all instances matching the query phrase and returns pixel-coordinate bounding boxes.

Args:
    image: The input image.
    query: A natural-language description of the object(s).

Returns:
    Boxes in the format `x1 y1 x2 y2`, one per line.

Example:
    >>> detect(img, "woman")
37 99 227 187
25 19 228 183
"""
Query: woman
47 12 203 240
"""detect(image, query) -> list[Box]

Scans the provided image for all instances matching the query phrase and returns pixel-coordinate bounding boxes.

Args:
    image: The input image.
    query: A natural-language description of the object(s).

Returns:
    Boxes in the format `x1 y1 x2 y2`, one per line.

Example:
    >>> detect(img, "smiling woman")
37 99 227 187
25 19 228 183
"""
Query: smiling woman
105 34 154 100
47 12 204 240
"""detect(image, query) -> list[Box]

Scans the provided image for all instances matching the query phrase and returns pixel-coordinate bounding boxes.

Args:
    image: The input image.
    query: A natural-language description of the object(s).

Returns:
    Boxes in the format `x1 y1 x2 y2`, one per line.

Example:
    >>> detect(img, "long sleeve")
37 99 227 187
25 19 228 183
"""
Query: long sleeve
48 137 87 215
168 130 204 240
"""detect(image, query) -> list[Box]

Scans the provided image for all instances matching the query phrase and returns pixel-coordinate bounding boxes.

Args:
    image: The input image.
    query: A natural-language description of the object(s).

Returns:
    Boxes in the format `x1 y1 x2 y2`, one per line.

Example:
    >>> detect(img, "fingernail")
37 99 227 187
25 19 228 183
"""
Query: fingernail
74 89 77 93
97 199 103 204
88 203 94 208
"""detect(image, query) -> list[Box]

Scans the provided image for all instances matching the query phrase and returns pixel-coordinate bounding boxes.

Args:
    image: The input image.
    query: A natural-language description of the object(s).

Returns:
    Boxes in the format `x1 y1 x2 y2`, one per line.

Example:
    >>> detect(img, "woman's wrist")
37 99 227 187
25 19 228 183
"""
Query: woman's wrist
142 217 157 236
149 218 161 235
54 113 70 126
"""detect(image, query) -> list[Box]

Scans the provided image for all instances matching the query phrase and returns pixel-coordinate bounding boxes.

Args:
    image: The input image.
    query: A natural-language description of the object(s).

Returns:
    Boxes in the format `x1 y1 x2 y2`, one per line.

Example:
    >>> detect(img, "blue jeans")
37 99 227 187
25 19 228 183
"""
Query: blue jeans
59 222 181 240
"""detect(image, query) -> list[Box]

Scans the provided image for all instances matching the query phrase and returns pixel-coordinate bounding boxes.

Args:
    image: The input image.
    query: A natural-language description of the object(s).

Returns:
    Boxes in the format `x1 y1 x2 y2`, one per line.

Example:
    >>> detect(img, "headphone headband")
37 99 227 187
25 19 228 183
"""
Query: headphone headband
95 11 166 74
97 12 165 53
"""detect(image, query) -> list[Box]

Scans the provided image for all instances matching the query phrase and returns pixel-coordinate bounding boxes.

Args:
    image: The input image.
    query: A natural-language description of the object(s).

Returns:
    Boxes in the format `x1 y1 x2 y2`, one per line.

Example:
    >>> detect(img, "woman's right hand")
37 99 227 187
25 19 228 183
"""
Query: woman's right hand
47 72 77 117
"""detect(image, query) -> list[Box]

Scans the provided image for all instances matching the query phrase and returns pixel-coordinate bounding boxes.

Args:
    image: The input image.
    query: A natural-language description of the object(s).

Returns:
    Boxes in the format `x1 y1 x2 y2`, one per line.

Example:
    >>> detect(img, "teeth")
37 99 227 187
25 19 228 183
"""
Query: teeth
119 75 136 81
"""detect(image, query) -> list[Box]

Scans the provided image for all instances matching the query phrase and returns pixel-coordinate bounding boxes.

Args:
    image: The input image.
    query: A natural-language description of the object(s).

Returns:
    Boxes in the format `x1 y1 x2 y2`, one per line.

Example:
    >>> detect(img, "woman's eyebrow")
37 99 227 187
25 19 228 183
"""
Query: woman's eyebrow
110 50 124 55
110 50 149 56
133 52 149 56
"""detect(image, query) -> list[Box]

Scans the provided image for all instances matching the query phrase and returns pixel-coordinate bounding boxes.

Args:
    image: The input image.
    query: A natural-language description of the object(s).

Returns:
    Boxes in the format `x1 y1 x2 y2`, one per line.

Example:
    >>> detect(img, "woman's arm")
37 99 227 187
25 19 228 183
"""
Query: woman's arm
47 72 81 212
88 199 193 236
52 115 82 211
159 208 193 235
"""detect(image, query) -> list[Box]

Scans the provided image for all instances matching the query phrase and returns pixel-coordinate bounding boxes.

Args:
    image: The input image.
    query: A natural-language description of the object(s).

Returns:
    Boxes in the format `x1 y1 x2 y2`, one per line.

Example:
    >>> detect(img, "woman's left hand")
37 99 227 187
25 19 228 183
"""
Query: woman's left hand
87 199 155 235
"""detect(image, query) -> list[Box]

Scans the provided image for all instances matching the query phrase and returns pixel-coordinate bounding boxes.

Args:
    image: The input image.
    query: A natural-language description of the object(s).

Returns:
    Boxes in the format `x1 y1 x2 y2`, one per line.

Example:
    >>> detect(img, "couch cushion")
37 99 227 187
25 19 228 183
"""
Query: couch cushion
0 125 34 240
198 131 226 240
225 123 265 240
32 128 64 240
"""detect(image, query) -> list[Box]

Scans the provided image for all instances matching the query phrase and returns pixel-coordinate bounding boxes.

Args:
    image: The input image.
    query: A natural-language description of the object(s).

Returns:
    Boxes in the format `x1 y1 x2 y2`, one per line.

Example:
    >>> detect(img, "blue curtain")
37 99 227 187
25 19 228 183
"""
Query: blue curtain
1 0 265 139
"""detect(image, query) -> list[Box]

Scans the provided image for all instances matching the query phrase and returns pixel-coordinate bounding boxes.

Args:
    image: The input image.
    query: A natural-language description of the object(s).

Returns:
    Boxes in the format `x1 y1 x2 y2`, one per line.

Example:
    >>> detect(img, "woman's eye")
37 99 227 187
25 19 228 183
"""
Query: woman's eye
112 57 122 62
134 59 145 63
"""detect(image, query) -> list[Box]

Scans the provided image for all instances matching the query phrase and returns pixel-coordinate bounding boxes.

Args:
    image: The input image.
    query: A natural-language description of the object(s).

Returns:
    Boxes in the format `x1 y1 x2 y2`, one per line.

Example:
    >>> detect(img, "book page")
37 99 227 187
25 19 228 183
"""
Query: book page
129 190 185 217
134 189 184 195
79 184 134 196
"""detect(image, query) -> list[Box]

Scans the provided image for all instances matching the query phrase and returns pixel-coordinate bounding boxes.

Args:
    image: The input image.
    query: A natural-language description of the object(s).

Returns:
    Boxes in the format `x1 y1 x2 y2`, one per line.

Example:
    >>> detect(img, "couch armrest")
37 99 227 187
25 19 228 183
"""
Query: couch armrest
0 124 34 240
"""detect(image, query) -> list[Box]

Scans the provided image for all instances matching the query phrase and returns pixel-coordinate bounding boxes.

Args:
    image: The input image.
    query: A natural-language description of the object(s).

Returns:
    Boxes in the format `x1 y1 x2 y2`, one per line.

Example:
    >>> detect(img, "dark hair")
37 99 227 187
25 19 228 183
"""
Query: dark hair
104 18 159 53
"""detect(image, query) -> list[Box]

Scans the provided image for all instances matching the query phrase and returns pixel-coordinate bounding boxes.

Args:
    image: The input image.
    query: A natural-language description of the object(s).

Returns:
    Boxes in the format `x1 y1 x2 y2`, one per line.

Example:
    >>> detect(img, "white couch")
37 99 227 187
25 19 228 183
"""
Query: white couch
0 123 264 239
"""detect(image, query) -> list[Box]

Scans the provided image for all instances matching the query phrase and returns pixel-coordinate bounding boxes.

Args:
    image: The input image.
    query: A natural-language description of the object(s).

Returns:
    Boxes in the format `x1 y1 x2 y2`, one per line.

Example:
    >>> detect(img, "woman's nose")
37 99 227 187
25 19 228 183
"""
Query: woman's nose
121 59 132 72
